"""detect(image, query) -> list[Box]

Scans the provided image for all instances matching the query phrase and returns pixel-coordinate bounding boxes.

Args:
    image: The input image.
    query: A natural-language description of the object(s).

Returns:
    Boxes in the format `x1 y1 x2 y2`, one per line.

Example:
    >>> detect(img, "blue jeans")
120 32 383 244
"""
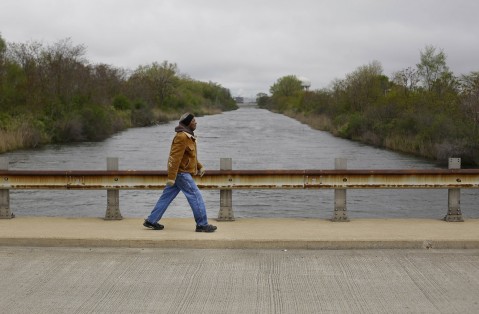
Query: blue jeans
147 173 208 226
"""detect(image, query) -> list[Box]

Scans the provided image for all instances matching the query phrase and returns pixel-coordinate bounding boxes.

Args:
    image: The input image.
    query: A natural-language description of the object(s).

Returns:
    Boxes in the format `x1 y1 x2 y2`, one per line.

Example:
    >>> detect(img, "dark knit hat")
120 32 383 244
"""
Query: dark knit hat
179 113 194 126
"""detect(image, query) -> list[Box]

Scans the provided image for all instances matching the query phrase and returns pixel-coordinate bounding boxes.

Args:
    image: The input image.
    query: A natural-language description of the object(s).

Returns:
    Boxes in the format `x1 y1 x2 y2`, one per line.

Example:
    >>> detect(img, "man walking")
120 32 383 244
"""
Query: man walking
143 113 217 232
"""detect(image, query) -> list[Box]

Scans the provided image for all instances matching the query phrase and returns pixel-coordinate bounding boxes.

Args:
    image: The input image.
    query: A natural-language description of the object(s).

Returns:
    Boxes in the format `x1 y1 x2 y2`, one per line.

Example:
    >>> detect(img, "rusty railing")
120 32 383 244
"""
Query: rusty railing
1 157 477 221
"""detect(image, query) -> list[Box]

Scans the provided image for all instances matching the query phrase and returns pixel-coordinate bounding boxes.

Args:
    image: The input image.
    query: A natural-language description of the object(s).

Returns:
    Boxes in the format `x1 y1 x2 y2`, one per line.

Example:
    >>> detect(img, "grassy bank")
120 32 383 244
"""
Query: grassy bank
282 110 448 163
258 47 479 166
0 36 237 153
0 106 229 154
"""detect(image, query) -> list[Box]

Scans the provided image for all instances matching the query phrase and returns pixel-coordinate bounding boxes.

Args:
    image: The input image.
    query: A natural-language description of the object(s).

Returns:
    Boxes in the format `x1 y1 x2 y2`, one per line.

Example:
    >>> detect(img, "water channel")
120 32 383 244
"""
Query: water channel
3 105 478 219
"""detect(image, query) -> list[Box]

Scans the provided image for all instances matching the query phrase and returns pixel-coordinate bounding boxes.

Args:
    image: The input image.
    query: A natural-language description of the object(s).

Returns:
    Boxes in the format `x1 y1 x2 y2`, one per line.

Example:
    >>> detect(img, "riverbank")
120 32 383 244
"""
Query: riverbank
259 65 479 167
0 37 238 155
0 106 232 154
277 109 478 167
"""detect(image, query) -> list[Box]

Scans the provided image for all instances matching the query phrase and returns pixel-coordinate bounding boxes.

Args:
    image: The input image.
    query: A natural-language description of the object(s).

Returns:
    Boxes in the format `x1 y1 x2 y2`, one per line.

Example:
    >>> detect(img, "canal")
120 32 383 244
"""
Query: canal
3 106 478 219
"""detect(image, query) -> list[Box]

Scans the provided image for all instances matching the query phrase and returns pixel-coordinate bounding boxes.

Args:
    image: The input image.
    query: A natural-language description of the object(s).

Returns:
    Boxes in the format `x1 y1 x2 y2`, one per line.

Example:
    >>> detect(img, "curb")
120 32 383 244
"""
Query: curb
1 238 479 250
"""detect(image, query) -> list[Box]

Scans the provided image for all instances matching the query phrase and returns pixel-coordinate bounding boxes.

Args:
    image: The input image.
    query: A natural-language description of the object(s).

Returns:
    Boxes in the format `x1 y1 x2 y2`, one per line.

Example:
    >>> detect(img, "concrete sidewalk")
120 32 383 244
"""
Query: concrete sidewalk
1 217 479 249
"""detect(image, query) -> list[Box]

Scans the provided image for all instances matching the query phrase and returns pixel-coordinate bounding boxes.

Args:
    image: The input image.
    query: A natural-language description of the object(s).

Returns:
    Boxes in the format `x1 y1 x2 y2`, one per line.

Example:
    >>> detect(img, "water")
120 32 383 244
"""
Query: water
2 106 478 219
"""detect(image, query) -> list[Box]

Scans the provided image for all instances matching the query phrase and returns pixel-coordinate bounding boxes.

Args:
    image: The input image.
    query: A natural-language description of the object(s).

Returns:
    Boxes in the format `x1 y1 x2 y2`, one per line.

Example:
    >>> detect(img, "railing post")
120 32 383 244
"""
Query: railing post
0 158 14 219
444 157 463 222
217 157 235 221
332 158 349 222
105 157 122 220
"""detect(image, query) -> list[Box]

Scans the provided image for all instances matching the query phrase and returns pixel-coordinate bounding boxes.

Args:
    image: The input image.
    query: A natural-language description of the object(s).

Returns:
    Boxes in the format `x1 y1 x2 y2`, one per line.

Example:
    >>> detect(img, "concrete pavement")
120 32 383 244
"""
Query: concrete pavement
1 217 479 249
1 247 479 313
2 218 479 313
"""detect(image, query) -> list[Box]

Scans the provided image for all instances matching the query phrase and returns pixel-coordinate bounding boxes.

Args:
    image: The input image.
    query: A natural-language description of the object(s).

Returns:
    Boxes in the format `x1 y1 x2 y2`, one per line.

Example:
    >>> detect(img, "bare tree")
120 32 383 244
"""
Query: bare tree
392 66 420 95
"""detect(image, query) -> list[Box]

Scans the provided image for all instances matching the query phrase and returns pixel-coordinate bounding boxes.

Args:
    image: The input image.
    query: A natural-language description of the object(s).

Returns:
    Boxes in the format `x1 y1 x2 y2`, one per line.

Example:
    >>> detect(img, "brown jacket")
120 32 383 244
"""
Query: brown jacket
167 131 203 181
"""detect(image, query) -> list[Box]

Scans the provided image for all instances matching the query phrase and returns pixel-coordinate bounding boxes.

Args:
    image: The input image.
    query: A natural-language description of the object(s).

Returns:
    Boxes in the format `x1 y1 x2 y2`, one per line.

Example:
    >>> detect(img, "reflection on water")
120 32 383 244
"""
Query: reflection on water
3 106 478 219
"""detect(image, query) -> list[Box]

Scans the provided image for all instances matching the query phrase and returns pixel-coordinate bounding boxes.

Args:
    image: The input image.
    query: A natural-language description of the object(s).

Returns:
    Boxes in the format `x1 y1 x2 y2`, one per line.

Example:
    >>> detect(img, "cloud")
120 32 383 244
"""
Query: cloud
1 0 479 97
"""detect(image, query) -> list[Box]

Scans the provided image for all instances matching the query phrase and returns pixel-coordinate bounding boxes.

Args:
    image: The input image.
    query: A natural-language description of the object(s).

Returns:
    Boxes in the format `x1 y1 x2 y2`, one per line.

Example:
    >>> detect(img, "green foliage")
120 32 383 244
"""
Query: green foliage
131 100 154 127
80 105 112 141
113 95 132 111
417 45 451 91
162 78 237 114
0 34 5 55
0 112 12 130
270 75 303 97
261 47 479 166
0 36 237 153
256 93 269 108
127 61 179 109
0 62 27 113
459 71 479 138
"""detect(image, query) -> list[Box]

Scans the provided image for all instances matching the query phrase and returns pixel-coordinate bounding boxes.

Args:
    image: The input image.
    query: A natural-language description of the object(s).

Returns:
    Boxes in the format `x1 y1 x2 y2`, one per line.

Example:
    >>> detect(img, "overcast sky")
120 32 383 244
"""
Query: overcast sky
1 0 478 97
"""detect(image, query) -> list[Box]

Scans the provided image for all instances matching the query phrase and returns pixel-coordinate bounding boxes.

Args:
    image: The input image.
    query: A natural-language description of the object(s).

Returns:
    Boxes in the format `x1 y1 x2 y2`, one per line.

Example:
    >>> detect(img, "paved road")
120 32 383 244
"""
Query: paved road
1 247 479 313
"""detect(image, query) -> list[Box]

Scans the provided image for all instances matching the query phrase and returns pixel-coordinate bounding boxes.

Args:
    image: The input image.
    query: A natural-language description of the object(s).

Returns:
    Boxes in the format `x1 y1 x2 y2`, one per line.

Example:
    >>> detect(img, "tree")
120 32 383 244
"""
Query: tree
0 33 5 66
0 34 6 87
416 45 451 91
40 38 88 105
256 92 269 108
460 71 479 130
342 60 386 112
89 63 126 106
269 75 302 97
128 61 178 108
392 66 420 95
6 40 44 109
0 34 6 111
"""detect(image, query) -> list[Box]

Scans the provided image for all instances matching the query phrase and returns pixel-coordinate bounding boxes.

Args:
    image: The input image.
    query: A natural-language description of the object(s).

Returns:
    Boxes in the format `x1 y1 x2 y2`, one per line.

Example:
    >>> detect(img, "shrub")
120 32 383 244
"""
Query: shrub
80 105 112 141
113 95 131 110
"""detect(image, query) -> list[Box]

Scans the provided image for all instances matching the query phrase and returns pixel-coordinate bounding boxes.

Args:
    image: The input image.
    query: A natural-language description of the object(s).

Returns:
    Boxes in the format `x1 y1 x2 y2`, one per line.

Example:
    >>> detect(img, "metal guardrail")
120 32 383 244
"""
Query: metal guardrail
1 169 479 190
1 157 477 221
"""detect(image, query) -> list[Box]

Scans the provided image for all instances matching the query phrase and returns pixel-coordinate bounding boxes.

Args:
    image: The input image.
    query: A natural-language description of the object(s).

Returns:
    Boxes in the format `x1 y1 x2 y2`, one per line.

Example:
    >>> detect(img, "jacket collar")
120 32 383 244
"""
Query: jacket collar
175 123 195 137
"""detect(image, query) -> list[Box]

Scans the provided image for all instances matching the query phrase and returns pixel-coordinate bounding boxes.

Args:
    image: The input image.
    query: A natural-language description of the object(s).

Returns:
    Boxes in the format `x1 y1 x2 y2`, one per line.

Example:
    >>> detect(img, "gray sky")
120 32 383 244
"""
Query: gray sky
1 0 478 97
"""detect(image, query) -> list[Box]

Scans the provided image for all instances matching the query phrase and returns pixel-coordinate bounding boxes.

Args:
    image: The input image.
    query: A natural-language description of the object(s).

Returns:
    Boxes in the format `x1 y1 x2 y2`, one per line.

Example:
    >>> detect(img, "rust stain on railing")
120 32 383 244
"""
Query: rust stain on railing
1 169 479 190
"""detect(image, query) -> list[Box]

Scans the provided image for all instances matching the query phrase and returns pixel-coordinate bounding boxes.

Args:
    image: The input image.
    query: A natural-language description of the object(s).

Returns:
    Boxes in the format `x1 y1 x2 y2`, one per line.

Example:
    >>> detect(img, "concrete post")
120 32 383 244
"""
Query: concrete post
217 157 235 221
0 157 14 219
105 157 122 220
444 158 463 222
332 158 349 222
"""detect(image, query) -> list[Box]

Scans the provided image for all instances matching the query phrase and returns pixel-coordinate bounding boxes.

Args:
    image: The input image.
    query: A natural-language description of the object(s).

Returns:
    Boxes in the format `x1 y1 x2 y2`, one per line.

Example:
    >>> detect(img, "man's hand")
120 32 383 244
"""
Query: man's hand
198 167 206 177
166 179 175 187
